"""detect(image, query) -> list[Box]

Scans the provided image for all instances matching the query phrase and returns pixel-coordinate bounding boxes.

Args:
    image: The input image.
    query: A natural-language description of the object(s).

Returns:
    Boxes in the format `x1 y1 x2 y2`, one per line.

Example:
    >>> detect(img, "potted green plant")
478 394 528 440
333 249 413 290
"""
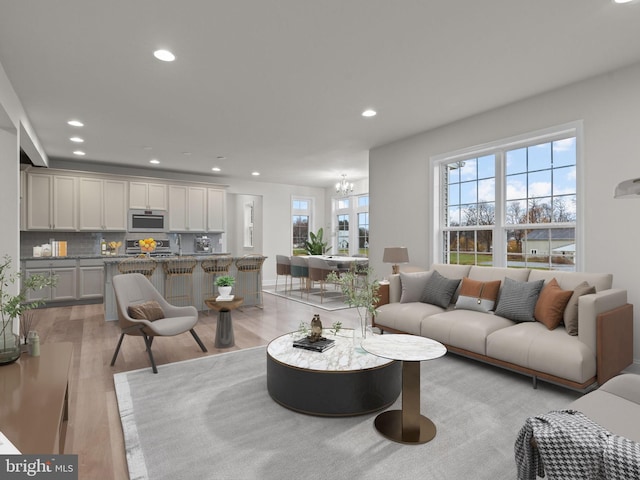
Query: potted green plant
215 275 235 298
326 266 380 339
304 227 331 255
0 255 57 364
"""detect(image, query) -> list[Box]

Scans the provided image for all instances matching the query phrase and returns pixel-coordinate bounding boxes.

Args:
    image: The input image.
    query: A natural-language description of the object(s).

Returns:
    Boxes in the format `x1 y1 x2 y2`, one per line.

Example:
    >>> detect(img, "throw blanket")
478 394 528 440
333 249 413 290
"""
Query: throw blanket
514 409 640 480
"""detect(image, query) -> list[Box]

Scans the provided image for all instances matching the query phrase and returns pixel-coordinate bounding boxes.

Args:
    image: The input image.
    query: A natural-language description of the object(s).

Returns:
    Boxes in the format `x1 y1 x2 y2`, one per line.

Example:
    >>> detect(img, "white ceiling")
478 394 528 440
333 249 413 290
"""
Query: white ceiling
1 1 640 188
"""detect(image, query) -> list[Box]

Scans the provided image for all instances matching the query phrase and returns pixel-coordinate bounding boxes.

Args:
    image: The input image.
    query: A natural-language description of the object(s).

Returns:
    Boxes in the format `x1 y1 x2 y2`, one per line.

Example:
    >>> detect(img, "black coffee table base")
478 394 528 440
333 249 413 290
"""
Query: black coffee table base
267 354 401 417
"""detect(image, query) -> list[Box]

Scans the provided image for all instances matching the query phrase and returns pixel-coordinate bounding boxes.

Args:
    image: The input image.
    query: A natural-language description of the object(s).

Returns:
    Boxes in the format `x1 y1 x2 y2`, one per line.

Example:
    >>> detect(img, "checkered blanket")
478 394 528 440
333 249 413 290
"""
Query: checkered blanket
514 409 640 480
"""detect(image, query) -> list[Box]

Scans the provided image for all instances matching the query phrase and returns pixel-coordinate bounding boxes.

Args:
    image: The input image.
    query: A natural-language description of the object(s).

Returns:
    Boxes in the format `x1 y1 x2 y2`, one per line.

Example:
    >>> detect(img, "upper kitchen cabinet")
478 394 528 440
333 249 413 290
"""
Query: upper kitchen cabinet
27 173 77 231
129 181 167 210
168 185 206 232
78 178 127 231
207 188 226 232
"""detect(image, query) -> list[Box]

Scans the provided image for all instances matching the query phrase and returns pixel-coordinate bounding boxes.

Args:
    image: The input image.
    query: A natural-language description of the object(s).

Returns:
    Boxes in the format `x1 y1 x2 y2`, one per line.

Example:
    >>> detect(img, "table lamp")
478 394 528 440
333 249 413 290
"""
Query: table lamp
383 247 409 274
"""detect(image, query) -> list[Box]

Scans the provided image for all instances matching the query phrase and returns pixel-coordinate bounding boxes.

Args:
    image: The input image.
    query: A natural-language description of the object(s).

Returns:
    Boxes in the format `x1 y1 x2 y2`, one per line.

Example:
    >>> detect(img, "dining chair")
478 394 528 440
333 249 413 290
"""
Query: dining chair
289 256 310 298
275 255 292 293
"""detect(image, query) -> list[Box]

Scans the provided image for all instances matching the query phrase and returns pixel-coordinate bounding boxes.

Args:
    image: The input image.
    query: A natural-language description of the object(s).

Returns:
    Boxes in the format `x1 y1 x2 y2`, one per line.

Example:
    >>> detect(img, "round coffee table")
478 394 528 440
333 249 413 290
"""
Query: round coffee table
266 330 402 416
361 334 447 444
204 296 244 348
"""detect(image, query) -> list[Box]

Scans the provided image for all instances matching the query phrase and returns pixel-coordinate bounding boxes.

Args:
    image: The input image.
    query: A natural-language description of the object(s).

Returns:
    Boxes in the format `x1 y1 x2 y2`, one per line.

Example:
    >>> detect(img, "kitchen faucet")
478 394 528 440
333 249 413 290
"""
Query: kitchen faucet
177 234 182 256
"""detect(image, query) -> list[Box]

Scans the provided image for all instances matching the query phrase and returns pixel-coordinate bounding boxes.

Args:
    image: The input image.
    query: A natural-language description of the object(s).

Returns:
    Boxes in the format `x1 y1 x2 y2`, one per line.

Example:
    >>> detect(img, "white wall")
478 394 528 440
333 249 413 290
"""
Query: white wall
370 61 640 363
0 61 45 334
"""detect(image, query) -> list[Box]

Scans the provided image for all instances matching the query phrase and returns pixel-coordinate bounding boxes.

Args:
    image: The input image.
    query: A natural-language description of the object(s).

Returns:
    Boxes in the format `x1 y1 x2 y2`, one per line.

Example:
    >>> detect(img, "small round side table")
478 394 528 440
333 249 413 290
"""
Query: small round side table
204 296 244 348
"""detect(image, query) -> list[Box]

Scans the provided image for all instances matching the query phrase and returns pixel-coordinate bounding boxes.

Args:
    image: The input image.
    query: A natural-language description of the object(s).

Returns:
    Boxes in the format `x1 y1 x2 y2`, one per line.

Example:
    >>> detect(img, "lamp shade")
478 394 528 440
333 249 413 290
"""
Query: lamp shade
614 178 640 198
383 247 409 264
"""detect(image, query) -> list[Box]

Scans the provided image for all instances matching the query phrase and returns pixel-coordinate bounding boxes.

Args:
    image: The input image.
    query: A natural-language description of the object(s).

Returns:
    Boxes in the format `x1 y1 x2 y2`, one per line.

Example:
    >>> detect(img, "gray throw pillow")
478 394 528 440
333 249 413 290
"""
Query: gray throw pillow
563 281 596 336
494 277 544 322
421 270 461 308
400 271 433 303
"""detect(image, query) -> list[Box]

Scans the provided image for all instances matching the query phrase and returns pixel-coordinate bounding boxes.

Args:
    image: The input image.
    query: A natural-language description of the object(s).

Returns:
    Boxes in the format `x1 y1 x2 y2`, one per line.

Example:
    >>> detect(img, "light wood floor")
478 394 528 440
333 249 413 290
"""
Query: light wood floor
32 291 362 480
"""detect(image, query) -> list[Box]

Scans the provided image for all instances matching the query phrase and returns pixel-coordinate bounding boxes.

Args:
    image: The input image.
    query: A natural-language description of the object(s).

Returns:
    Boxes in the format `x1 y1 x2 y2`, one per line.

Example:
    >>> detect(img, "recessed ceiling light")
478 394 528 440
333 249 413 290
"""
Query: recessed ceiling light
212 167 221 172
68 120 84 127
73 150 86 156
216 155 226 160
362 109 377 117
614 0 633 3
154 49 175 62
69 137 84 143
251 171 260 176
149 159 160 164
182 152 192 156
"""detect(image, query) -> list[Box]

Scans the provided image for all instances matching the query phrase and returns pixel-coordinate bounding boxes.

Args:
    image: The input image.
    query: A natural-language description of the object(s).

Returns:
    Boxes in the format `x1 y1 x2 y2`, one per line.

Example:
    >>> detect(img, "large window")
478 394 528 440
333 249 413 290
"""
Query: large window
437 125 579 271
292 197 312 255
332 194 369 256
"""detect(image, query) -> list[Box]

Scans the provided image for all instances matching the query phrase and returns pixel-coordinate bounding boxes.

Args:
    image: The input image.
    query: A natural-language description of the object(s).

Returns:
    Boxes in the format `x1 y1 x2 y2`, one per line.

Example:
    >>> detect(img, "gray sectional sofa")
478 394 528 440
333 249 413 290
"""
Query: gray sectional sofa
373 264 634 390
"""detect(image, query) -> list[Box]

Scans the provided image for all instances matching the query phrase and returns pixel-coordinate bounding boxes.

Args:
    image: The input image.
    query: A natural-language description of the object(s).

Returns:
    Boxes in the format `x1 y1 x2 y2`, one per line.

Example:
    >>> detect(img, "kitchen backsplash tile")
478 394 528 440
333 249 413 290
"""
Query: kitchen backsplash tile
21 232 127 258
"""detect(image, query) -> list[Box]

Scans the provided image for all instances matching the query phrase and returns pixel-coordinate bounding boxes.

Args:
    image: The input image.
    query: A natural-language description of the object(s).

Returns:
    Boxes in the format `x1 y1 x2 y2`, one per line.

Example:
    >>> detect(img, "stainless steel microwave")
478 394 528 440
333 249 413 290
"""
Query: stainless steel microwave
128 210 168 233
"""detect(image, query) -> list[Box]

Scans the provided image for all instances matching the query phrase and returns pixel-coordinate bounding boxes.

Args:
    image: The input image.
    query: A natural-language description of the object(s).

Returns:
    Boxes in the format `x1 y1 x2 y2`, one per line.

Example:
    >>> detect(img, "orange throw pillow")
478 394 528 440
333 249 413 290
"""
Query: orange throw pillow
534 278 573 330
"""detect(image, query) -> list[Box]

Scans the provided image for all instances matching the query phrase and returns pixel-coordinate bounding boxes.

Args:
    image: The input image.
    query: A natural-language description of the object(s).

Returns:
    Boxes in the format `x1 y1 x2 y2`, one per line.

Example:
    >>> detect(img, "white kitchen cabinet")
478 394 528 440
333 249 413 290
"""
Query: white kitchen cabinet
168 185 206 232
129 181 167 210
207 188 226 232
78 259 104 299
20 171 26 231
27 173 77 231
79 178 127 231
24 260 77 302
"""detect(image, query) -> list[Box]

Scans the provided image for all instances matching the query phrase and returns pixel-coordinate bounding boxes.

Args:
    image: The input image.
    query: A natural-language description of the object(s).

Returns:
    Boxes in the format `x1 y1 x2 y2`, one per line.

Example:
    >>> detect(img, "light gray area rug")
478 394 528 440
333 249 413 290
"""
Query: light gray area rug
114 346 579 480
263 285 350 311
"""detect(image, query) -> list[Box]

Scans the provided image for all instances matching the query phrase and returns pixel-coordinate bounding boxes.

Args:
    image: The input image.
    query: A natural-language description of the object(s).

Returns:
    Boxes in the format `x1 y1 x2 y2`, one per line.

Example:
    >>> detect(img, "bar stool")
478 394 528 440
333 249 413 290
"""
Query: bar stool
234 254 266 308
162 257 197 307
201 255 233 307
117 258 158 279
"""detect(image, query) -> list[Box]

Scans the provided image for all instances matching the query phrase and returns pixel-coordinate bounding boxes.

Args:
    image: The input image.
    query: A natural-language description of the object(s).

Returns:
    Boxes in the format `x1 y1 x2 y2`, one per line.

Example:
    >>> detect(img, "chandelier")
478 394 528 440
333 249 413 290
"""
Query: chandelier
335 174 354 196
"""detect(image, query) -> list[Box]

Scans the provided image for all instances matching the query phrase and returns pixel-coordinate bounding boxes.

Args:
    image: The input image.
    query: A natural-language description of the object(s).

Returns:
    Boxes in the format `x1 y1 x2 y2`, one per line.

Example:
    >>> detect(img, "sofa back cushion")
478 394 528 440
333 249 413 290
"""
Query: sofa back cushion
468 265 531 283
494 277 545 322
527 270 612 292
431 264 472 279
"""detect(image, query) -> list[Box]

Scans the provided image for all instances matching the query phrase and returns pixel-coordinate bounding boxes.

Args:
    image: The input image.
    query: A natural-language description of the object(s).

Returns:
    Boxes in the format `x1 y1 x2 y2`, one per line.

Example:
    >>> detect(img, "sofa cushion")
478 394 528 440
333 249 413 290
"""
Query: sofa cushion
128 300 165 321
468 265 531 283
375 302 443 335
399 271 433 303
423 310 514 355
421 270 461 308
527 270 612 292
455 277 501 313
486 322 596 384
564 281 596 336
534 278 573 330
494 277 544 322
568 374 640 442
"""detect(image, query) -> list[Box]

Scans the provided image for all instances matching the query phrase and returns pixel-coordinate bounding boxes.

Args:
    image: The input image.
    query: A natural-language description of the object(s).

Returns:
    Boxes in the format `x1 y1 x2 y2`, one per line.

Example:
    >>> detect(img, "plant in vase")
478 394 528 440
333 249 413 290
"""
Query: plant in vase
326 266 380 340
0 255 57 364
215 275 235 298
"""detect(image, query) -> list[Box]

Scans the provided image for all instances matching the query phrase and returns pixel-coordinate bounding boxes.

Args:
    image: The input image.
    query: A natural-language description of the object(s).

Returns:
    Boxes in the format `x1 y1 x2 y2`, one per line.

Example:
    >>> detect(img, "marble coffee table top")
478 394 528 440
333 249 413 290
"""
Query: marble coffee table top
267 330 394 372
360 334 447 362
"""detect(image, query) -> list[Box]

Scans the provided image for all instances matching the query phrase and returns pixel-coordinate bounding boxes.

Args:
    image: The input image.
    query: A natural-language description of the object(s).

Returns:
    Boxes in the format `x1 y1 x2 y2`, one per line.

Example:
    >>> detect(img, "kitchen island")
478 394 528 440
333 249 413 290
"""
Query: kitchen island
103 255 266 321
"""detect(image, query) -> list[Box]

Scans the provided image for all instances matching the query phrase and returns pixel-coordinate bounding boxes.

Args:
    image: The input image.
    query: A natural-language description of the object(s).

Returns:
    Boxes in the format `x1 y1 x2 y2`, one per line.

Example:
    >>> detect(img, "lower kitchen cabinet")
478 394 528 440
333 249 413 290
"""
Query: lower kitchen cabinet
78 259 104 299
23 258 104 303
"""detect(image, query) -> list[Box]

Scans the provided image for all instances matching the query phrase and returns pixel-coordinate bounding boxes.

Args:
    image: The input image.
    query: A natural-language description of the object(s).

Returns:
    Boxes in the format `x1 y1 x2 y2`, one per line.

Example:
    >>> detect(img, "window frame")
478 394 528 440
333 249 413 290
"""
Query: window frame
291 196 314 255
430 121 583 270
